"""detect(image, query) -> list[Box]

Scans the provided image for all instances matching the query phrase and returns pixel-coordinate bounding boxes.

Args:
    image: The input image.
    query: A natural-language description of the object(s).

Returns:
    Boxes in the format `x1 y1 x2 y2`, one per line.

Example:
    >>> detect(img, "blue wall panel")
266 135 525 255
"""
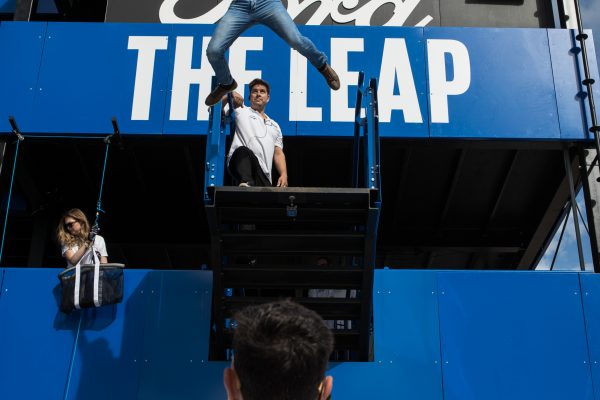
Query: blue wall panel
0 22 46 134
427 28 560 139
0 0 15 13
0 22 597 140
0 268 77 400
31 23 172 135
437 271 594 400
138 270 213 399
1 269 599 399
372 269 442 399
580 273 600 400
65 270 156 400
549 29 600 140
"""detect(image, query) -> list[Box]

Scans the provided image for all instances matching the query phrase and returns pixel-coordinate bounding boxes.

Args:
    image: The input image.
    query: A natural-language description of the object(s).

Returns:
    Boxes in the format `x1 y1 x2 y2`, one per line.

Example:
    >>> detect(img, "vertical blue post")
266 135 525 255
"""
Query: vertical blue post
204 90 236 204
365 78 382 205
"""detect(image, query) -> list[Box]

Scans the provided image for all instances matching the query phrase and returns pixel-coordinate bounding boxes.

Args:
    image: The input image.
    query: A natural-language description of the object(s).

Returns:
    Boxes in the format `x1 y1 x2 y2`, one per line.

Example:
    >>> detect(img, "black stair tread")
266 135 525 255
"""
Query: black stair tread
221 266 363 288
220 232 366 238
221 233 365 255
213 186 373 207
218 208 368 226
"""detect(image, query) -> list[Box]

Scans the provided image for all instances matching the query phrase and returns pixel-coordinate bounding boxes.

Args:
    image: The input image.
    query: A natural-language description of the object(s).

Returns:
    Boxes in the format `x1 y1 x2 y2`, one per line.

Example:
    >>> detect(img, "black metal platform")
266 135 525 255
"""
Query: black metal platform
205 186 380 361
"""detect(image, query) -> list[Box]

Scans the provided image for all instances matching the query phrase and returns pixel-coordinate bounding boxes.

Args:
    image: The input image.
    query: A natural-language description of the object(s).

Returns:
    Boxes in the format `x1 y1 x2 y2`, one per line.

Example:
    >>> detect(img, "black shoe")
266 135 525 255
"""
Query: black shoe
205 80 238 106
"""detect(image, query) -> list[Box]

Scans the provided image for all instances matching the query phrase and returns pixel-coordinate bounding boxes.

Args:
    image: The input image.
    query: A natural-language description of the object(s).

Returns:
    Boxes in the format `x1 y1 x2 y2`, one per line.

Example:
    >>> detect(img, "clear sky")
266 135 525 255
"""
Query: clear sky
582 0 600 68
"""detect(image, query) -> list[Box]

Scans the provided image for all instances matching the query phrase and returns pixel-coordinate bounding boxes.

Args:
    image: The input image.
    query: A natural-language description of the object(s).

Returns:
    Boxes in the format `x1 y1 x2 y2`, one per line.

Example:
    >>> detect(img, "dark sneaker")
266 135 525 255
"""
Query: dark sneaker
205 80 238 106
318 63 340 90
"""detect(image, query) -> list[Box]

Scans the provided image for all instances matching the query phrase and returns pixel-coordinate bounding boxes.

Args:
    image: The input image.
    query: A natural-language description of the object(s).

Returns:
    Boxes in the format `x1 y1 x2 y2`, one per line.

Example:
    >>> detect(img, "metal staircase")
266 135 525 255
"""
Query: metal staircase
204 73 381 361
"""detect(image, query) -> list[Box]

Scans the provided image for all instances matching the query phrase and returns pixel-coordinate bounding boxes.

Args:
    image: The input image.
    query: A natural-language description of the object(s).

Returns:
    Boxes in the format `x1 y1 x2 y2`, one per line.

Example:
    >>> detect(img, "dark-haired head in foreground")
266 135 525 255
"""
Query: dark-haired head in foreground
224 300 334 400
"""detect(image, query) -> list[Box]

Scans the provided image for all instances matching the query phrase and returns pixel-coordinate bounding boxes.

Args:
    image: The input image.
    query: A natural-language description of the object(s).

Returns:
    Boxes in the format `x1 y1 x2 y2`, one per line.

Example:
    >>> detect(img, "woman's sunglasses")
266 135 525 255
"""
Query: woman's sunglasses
64 220 79 229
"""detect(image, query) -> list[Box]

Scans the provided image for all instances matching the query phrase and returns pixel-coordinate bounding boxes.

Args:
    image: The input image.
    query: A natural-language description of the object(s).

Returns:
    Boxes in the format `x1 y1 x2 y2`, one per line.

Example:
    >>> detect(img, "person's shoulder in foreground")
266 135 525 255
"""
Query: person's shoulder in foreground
224 300 334 400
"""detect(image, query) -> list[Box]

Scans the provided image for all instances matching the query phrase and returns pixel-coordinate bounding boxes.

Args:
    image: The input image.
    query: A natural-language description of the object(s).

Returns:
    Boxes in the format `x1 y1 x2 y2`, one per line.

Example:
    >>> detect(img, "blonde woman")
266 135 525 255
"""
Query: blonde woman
56 208 108 268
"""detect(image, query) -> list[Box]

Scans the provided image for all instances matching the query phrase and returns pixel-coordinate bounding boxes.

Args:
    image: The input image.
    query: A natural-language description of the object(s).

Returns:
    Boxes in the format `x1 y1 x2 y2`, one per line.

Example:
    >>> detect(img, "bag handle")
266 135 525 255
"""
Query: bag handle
92 244 101 307
73 244 94 310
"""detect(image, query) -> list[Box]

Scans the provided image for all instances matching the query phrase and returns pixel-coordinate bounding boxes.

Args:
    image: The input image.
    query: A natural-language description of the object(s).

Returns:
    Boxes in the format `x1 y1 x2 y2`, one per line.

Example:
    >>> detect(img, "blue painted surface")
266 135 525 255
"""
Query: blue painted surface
427 28 560 139
0 268 78 400
0 22 47 135
549 29 600 139
65 270 153 400
138 271 213 400
372 270 442 400
31 23 172 135
0 22 597 140
0 0 15 13
437 271 594 400
580 273 600 400
0 269 597 399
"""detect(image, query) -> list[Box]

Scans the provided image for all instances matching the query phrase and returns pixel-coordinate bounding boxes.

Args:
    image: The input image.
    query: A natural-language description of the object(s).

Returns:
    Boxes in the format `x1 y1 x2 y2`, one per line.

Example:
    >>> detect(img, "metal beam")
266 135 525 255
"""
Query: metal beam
391 147 411 229
581 147 600 272
482 150 519 235
437 148 467 234
518 153 579 269
563 148 586 271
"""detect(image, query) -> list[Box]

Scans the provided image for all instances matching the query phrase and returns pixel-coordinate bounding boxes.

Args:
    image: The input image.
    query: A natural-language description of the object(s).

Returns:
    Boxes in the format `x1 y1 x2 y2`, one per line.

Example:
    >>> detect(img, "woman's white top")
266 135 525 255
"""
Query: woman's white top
61 235 108 268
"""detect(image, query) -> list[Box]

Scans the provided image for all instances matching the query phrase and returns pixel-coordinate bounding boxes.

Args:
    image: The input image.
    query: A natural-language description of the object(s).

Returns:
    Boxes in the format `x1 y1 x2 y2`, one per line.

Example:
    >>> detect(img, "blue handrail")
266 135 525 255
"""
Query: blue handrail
204 94 235 203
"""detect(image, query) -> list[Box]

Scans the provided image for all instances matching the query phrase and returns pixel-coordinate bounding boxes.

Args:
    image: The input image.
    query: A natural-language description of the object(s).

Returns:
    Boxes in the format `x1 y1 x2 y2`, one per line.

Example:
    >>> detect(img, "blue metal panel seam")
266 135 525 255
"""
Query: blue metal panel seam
159 26 175 137
435 272 446 400
0 268 4 300
424 28 432 140
32 22 50 120
579 273 598 399
546 29 567 141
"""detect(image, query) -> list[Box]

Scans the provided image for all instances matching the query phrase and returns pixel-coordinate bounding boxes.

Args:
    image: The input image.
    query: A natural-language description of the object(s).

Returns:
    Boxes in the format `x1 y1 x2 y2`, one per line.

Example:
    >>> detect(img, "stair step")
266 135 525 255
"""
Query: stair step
221 266 363 288
212 187 373 208
218 206 368 225
221 232 365 255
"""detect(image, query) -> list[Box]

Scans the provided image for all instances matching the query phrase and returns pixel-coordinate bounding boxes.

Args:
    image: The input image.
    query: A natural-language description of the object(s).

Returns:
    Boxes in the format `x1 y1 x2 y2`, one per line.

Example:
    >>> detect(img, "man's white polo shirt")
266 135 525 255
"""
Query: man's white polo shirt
227 105 283 183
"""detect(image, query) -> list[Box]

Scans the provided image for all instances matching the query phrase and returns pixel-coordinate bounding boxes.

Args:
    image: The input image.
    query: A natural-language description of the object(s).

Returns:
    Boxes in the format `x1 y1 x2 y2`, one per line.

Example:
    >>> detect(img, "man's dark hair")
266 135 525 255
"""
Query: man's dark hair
249 78 271 95
233 300 334 400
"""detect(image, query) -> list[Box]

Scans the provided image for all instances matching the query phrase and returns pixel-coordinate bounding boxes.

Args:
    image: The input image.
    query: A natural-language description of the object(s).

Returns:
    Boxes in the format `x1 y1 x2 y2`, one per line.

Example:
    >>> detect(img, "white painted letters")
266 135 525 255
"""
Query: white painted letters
228 37 264 101
289 50 322 122
378 38 422 123
427 39 471 124
128 36 169 121
170 36 213 121
331 38 364 122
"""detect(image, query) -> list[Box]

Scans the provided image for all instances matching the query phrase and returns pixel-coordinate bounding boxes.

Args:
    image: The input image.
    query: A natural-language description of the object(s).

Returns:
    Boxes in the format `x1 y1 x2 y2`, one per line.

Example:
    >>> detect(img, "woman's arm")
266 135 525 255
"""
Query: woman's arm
63 242 90 266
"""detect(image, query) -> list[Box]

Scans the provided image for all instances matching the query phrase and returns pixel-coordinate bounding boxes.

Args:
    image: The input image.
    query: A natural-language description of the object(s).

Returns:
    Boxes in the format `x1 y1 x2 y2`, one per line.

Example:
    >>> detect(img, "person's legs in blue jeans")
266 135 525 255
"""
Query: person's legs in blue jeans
255 0 327 69
205 0 340 106
206 1 254 87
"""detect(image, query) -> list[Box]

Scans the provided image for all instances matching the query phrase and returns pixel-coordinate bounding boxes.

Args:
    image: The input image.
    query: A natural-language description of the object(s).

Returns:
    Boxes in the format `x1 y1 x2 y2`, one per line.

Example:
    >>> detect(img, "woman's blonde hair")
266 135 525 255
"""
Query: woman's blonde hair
56 208 90 247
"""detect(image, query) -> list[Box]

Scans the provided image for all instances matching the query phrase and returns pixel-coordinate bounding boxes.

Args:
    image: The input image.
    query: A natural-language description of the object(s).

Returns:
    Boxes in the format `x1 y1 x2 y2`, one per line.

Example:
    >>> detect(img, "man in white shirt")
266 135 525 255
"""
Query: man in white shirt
226 78 288 188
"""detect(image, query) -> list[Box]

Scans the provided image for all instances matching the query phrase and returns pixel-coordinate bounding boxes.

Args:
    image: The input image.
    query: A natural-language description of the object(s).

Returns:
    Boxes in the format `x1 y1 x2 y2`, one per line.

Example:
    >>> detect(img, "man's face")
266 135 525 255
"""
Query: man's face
249 84 270 111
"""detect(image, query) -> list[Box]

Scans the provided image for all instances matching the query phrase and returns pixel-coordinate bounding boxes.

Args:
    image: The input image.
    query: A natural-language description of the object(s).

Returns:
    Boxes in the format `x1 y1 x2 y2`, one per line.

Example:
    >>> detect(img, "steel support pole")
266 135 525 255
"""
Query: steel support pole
581 147 600 272
563 148 586 271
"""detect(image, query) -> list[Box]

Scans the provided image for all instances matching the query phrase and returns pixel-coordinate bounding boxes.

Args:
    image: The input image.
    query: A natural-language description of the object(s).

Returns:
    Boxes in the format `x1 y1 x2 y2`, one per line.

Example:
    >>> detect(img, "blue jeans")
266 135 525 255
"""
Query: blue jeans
206 0 328 86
